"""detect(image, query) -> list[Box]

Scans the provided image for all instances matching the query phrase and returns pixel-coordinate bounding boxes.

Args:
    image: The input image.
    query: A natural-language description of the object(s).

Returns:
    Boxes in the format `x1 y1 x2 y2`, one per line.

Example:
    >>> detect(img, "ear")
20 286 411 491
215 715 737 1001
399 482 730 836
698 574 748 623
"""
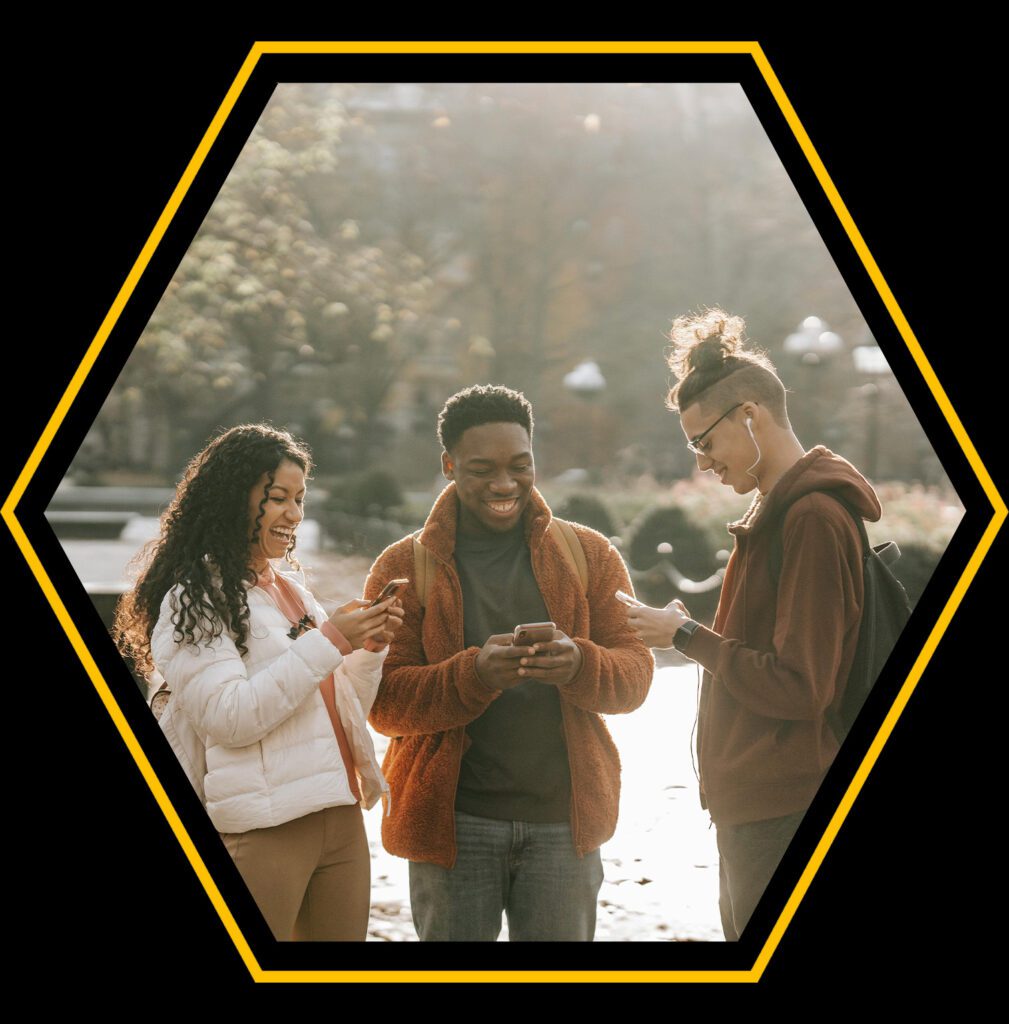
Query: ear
441 450 454 481
741 401 760 426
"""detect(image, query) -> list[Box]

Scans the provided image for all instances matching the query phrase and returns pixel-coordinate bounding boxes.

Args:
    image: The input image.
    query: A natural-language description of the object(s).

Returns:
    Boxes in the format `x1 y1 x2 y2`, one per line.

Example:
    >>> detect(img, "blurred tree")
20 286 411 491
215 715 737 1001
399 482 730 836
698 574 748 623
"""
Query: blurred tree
91 84 447 478
80 81 938 489
333 82 888 477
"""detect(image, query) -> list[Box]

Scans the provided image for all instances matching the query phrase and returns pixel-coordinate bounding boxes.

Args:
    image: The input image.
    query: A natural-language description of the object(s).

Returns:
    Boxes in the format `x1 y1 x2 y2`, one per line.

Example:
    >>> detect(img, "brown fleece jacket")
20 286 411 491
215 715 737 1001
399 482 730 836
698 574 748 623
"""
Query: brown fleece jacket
684 446 881 826
364 484 654 868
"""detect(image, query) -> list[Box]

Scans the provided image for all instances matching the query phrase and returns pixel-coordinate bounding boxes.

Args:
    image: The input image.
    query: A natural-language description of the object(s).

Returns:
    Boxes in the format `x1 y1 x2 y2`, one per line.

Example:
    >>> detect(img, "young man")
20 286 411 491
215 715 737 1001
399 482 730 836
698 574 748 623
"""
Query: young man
628 310 881 941
364 384 653 941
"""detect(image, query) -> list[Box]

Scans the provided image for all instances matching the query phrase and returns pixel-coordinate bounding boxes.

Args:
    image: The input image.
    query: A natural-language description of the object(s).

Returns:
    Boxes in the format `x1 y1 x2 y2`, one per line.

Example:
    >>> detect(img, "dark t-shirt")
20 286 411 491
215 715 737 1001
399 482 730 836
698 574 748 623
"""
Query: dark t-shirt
453 523 572 823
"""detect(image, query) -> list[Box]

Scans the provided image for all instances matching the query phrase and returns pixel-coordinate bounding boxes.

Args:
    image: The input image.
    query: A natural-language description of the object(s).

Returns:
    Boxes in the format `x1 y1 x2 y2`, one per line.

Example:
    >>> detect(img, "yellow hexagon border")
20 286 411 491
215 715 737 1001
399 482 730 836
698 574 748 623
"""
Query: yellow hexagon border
4 40 1004 983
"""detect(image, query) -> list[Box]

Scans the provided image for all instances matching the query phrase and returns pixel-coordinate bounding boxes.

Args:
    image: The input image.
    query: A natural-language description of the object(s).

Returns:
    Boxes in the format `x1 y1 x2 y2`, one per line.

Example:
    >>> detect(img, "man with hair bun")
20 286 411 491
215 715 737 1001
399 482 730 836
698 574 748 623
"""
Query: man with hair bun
628 309 882 941
365 384 653 941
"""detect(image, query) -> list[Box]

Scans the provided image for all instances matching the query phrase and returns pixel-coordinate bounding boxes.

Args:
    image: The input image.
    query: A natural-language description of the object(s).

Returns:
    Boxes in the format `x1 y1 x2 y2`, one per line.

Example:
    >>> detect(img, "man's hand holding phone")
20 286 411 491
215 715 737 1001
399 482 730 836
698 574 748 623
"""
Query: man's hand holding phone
518 628 583 687
475 621 582 691
475 633 535 692
625 598 691 650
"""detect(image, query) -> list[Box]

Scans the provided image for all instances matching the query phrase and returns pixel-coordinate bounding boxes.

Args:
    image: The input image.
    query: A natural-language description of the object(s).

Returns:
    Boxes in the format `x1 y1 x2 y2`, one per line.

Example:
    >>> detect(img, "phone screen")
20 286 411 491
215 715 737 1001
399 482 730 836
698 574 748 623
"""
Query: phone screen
371 579 409 607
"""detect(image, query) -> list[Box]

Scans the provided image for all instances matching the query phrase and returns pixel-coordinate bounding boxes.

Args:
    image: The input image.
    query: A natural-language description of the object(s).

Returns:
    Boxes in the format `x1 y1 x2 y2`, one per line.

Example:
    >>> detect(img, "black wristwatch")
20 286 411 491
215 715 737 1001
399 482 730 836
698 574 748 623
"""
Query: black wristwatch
672 618 701 654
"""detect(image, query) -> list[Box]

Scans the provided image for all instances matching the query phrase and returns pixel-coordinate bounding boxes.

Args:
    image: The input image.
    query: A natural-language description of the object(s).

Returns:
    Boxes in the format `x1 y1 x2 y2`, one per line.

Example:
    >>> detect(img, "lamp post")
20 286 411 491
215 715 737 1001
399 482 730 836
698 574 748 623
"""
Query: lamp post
563 360 607 473
783 316 844 444
852 342 890 480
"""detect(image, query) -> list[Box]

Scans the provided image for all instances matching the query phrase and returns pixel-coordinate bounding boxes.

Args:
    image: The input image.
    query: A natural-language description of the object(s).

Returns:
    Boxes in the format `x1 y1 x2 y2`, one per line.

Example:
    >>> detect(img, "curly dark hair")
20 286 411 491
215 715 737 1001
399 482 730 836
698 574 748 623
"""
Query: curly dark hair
436 384 534 452
114 423 313 678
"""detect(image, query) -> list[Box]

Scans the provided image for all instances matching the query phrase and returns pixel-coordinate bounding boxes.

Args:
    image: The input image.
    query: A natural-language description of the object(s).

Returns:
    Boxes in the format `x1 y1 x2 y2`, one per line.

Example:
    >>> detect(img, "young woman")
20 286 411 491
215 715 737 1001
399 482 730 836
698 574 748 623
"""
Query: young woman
115 423 402 941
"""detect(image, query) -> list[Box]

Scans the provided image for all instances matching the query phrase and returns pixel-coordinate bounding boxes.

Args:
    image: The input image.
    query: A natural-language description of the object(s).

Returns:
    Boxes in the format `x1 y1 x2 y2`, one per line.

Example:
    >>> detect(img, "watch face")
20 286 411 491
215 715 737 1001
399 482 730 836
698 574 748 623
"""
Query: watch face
151 688 171 720
673 620 697 653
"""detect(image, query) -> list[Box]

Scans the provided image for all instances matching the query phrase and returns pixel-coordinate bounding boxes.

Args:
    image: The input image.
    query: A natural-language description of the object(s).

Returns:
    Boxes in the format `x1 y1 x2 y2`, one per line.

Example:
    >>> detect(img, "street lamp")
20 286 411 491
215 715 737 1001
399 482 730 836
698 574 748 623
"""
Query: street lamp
563 360 606 396
783 315 844 366
563 360 607 474
783 316 844 444
852 343 890 480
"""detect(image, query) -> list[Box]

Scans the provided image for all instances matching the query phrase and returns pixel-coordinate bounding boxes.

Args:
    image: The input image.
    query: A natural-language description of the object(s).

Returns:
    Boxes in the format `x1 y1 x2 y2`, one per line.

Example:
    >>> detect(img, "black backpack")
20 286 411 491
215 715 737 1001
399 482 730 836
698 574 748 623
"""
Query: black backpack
768 492 912 743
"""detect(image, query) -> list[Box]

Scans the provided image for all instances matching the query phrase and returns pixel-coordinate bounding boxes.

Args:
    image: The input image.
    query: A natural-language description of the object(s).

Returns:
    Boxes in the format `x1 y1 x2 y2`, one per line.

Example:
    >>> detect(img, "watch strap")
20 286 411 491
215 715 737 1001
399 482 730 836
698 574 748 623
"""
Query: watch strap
672 618 701 653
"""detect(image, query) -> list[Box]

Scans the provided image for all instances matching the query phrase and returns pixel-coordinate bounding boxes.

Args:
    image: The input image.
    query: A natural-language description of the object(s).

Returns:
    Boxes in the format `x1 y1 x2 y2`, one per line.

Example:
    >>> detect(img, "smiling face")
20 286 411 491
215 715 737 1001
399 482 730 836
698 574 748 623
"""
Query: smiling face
680 400 760 495
247 457 307 568
443 421 535 536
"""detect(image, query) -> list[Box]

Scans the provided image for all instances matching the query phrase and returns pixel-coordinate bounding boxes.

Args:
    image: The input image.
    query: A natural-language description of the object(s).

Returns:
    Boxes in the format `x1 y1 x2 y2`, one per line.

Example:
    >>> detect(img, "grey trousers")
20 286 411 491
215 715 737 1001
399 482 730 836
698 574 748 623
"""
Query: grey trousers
715 810 806 941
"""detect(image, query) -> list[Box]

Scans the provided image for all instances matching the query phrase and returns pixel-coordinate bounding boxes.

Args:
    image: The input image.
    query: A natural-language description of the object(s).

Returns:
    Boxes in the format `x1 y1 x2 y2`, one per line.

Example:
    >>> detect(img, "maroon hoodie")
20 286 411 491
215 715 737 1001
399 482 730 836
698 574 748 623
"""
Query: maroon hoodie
684 446 882 826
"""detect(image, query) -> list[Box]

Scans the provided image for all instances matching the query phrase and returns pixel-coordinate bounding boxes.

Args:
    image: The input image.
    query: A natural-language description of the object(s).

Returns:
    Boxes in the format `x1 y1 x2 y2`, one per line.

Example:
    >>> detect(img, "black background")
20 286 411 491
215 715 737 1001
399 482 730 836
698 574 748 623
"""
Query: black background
14 30 1000 993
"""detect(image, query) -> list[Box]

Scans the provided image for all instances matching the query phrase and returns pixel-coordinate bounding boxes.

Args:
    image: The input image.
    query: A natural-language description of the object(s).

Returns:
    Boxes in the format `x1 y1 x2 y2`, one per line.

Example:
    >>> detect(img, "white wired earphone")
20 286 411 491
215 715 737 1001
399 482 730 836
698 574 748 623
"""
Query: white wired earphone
744 414 762 483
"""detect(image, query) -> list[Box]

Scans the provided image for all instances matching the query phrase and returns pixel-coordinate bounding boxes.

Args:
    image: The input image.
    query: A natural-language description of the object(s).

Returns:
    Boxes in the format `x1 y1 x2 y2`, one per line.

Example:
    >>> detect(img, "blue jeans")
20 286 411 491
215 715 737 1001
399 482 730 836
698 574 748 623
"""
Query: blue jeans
409 810 604 941
716 811 806 941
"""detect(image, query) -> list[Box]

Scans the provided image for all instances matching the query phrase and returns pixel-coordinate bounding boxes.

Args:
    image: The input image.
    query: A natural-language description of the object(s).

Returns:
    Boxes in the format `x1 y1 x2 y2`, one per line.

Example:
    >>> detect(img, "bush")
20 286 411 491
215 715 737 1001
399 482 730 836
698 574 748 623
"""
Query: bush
322 510 417 559
320 470 415 556
624 505 722 621
625 505 716 575
553 493 619 538
332 469 406 518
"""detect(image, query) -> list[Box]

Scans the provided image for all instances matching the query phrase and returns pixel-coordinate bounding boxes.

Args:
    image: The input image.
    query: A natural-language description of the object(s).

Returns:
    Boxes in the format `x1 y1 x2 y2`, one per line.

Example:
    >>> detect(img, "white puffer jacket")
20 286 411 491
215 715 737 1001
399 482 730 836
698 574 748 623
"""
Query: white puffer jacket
151 567 389 834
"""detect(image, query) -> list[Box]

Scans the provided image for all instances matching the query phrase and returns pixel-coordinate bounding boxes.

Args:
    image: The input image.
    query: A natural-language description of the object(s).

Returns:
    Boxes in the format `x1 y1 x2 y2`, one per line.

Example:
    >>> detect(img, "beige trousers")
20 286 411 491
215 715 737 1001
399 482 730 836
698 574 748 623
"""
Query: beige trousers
219 803 371 941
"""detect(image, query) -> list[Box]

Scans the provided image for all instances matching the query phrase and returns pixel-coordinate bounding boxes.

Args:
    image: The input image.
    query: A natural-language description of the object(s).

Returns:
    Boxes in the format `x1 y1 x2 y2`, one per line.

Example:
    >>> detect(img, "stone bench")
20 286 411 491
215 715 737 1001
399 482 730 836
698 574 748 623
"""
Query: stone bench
45 511 137 540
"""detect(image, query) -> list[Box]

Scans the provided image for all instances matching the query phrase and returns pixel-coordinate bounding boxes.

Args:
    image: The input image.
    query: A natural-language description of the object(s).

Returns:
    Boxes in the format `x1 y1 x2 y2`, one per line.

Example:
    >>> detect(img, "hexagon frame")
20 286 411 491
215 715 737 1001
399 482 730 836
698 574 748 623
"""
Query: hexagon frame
5 40 1003 982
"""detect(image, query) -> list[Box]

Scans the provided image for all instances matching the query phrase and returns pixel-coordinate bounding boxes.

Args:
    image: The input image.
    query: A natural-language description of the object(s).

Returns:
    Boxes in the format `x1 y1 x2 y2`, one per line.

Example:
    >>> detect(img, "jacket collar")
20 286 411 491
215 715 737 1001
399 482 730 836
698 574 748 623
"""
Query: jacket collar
728 445 882 538
418 482 553 563
232 560 308 591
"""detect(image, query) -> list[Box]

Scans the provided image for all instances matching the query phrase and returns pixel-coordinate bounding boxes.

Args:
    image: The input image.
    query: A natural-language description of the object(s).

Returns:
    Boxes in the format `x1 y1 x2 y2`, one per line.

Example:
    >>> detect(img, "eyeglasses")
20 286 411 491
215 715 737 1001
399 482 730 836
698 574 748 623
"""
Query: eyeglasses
686 403 743 455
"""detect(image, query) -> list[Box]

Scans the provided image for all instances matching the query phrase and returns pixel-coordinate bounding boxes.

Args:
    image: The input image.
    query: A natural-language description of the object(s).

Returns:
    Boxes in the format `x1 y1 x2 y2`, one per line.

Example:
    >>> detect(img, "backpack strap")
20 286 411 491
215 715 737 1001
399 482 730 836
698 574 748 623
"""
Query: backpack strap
766 490 910 744
769 490 867 590
550 518 589 597
411 530 439 609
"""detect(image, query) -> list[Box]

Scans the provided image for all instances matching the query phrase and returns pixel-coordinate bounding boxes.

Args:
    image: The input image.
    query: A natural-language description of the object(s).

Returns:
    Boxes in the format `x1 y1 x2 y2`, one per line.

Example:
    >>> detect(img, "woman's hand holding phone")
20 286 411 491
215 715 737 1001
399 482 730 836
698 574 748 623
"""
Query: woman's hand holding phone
363 598 404 652
329 597 399 650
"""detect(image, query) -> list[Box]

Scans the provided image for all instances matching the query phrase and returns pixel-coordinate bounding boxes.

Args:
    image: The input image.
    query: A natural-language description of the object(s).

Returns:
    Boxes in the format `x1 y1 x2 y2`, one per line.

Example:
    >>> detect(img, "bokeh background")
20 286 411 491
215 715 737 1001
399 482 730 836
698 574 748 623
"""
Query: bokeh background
50 81 964 941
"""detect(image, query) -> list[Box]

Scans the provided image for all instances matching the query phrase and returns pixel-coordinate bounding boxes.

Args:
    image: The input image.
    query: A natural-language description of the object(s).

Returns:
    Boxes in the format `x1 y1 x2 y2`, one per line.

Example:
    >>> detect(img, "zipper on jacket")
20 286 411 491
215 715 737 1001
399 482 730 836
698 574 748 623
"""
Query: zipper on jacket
532 536 584 857
559 705 582 856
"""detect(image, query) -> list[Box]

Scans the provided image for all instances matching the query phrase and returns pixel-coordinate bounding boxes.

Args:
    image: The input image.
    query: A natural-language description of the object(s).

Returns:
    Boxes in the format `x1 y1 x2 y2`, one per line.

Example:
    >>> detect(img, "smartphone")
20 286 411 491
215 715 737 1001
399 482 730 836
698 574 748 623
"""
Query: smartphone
512 622 556 646
370 579 410 607
615 590 643 608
